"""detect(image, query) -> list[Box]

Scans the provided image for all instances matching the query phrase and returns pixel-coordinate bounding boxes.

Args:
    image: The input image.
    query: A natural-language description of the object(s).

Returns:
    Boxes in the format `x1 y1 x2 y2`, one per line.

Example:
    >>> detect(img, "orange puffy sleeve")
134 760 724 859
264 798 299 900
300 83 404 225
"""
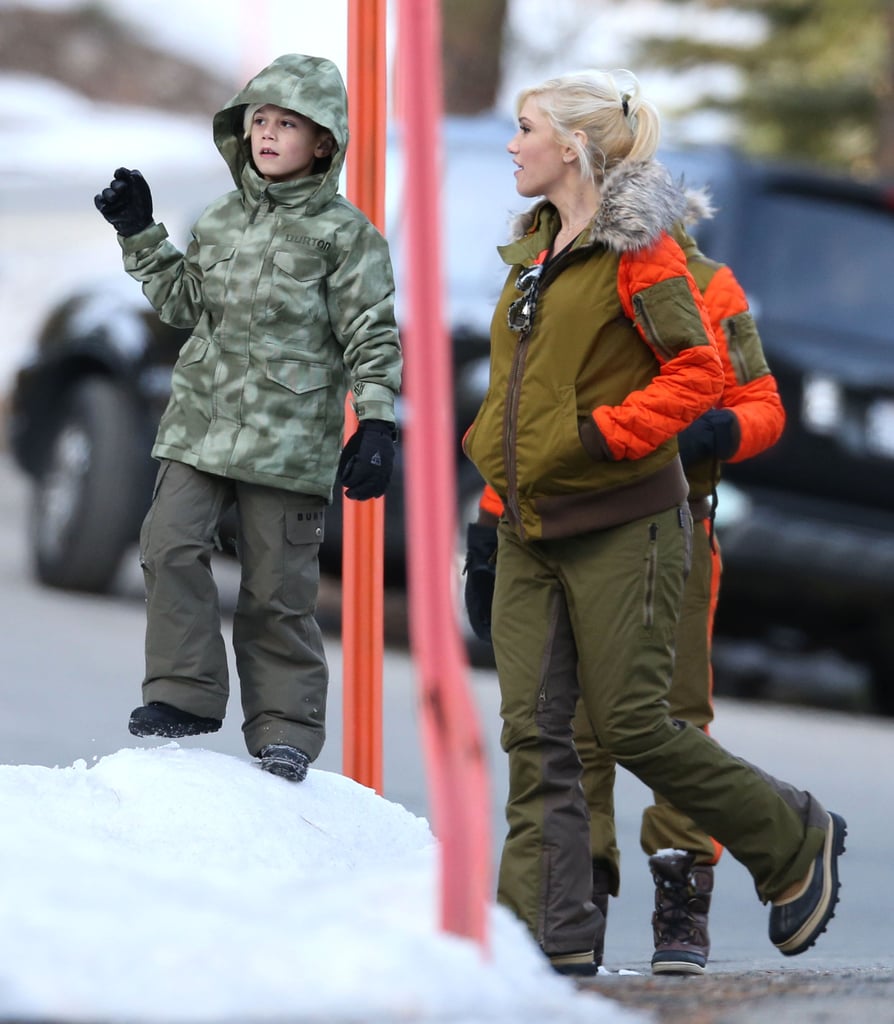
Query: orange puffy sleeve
588 233 724 461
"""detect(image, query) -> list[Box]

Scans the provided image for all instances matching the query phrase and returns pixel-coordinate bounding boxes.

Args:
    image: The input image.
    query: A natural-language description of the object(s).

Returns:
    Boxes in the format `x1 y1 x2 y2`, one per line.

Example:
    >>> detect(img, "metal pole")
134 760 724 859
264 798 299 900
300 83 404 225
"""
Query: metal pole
342 0 388 794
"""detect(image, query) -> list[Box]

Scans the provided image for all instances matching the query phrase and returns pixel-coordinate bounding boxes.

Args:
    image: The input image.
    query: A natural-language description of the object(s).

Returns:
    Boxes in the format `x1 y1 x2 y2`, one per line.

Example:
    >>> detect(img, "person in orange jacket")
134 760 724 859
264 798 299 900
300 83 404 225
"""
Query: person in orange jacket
465 197 786 974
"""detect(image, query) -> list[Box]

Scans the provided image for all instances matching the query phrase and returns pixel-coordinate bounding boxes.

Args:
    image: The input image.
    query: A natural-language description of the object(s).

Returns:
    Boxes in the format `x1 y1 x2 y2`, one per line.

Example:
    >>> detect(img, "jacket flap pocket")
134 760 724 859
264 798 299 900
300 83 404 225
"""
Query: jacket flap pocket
198 245 235 271
266 357 332 396
286 506 325 545
273 250 327 282
178 336 209 366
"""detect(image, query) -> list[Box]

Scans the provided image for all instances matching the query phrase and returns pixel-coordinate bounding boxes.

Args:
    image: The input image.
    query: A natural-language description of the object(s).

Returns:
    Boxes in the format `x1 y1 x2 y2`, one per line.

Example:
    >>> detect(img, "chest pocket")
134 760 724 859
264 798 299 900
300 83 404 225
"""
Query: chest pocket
198 245 235 313
266 250 329 336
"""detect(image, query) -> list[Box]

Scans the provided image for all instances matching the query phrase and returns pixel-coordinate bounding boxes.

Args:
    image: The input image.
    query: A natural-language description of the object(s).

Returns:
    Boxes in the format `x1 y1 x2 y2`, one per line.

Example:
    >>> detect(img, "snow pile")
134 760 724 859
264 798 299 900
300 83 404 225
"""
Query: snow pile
0 746 644 1023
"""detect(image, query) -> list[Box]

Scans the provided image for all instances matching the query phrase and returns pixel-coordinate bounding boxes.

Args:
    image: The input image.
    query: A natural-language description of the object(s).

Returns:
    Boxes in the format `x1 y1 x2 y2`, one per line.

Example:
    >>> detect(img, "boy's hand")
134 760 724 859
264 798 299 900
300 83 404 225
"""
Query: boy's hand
338 419 396 500
94 167 154 237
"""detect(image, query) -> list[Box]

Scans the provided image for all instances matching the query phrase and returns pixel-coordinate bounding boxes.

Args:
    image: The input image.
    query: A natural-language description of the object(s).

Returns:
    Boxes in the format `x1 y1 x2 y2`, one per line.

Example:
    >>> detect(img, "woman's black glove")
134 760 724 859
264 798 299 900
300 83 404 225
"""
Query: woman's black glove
338 419 396 500
463 523 498 643
94 167 154 237
677 409 740 468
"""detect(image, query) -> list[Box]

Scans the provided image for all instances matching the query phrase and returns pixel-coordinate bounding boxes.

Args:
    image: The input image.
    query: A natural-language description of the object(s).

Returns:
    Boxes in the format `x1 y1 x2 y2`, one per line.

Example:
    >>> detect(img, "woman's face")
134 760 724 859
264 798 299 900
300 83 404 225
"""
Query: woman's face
506 98 568 199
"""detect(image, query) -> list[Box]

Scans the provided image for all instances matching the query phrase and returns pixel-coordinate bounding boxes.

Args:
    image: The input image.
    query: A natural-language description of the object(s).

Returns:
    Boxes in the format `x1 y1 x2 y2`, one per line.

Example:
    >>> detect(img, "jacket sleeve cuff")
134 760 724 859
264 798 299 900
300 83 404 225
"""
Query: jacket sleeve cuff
353 382 396 422
118 222 167 254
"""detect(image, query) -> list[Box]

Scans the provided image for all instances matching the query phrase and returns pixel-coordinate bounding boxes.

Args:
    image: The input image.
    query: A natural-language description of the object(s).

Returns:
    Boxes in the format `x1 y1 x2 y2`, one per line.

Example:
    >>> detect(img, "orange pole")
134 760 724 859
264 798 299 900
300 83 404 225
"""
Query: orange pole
396 0 491 946
342 0 387 794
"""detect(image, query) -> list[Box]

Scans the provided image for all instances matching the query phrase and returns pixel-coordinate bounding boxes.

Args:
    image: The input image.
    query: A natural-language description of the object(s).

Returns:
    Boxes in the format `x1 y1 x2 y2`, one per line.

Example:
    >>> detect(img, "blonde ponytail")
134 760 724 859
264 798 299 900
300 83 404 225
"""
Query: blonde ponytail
517 69 661 186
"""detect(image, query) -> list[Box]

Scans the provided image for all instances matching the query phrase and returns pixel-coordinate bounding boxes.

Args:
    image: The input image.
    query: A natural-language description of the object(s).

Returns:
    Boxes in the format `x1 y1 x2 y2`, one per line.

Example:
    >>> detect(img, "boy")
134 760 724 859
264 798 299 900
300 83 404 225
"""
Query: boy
95 53 402 782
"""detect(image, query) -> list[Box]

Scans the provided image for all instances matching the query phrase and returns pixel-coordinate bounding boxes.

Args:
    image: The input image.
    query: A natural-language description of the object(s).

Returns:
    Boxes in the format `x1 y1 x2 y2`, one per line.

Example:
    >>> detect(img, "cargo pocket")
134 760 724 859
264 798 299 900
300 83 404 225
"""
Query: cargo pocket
283 502 325 612
642 521 659 630
267 250 328 333
198 245 235 311
139 460 172 569
723 311 770 383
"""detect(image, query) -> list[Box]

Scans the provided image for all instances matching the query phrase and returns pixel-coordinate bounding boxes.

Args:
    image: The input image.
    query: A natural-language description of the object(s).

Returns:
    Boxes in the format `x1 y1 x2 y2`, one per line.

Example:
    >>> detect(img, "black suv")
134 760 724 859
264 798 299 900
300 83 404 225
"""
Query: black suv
662 145 894 715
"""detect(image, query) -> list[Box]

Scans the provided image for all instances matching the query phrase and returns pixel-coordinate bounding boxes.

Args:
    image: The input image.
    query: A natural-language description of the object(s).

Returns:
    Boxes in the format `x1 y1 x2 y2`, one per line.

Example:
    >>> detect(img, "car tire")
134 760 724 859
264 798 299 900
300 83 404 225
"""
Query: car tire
31 376 151 593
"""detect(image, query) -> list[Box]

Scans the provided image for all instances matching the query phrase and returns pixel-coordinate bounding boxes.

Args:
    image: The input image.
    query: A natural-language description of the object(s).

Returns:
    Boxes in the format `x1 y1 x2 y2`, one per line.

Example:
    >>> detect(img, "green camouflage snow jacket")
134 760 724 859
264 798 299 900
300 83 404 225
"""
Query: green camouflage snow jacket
118 53 402 500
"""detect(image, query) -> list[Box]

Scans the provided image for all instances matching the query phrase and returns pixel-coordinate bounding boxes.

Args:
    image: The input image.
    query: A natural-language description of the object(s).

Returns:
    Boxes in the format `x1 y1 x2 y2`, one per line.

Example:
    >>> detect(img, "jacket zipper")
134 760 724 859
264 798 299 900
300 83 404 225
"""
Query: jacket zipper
504 328 529 538
248 190 274 225
503 247 589 537
632 293 675 362
643 522 659 629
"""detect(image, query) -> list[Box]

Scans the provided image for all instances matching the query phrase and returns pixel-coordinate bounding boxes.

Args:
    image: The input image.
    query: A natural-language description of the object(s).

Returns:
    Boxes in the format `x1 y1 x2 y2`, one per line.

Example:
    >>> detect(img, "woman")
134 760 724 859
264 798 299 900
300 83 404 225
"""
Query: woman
462 69 845 976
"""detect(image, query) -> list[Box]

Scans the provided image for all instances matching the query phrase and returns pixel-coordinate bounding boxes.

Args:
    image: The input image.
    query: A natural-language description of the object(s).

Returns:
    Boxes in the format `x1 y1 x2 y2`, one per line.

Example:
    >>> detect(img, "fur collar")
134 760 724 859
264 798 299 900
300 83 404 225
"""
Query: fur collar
509 159 692 253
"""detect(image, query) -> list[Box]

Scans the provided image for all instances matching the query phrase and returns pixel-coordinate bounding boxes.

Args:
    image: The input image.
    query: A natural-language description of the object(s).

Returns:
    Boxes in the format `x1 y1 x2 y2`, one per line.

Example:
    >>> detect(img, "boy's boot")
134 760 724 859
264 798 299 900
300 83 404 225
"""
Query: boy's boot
649 851 713 975
592 859 613 967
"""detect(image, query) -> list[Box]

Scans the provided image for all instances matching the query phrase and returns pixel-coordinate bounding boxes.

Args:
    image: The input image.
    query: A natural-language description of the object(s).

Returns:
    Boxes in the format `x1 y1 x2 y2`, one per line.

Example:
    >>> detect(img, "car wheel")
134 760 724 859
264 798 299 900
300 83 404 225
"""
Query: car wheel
31 377 151 592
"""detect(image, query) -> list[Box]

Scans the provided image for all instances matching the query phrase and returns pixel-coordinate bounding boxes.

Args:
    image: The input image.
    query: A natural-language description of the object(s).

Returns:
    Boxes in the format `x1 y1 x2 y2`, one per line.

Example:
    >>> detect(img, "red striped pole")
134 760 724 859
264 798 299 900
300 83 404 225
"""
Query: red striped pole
395 0 491 946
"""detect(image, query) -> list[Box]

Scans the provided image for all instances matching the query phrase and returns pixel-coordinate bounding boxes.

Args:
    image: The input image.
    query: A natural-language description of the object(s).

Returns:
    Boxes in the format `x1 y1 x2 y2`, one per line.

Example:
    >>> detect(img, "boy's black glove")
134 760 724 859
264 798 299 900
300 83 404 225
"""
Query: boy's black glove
338 419 396 500
463 523 498 643
94 167 154 237
677 409 740 468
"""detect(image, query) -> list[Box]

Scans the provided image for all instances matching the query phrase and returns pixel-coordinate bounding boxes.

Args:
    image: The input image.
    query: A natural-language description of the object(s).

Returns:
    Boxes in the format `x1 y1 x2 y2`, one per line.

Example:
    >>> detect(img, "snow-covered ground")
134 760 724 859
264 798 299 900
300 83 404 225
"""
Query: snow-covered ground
0 746 646 1022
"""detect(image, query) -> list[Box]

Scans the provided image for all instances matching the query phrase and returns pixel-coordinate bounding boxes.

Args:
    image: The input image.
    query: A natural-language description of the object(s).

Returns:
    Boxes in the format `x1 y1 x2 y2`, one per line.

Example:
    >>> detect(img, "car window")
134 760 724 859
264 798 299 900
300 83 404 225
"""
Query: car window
742 193 894 343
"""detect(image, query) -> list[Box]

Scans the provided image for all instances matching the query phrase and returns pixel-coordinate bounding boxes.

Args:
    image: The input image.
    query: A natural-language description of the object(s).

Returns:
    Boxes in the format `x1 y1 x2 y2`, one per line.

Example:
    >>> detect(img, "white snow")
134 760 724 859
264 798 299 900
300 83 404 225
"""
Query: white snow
0 745 647 1022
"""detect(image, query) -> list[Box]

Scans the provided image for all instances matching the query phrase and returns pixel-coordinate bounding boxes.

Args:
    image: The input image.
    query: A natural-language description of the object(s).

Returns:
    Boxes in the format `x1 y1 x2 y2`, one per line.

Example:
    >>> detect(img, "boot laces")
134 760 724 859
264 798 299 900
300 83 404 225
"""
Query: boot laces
654 876 703 944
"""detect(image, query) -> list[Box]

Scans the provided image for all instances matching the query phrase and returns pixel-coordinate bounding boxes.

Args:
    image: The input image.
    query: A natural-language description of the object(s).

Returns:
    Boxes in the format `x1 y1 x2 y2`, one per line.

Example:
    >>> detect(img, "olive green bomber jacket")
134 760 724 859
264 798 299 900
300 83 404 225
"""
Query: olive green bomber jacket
463 160 723 541
119 54 402 501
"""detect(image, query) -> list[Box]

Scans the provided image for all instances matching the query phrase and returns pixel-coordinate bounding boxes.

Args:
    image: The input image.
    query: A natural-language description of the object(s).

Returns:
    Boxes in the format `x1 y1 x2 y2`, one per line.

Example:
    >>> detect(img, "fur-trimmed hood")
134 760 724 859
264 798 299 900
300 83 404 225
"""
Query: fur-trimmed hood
681 185 715 227
508 159 693 254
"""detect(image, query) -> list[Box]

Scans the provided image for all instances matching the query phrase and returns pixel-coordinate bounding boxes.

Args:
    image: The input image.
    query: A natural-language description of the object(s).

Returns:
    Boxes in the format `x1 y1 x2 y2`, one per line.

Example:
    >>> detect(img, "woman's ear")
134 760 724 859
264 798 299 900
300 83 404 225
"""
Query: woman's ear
563 129 588 163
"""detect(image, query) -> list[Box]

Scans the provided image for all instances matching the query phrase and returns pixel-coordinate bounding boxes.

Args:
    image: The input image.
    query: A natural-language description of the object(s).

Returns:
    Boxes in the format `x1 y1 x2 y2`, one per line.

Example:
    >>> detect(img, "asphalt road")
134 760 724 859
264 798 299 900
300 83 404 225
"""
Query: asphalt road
2 451 892 1006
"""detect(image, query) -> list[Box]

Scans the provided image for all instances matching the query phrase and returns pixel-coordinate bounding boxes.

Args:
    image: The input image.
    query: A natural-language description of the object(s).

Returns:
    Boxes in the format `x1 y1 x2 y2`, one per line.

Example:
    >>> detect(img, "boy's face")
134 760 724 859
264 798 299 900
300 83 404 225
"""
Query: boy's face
249 104 334 182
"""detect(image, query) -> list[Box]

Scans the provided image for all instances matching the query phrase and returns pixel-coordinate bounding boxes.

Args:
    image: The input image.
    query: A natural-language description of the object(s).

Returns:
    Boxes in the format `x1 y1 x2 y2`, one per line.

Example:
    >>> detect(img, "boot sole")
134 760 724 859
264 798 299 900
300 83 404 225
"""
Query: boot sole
128 710 221 738
259 752 309 783
774 812 847 956
651 957 706 976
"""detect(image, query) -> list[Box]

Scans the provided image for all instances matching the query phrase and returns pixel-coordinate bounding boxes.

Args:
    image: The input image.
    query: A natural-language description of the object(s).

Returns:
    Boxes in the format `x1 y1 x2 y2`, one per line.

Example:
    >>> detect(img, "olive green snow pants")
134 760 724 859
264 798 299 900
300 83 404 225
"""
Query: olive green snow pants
575 515 722 899
139 459 329 758
492 505 828 960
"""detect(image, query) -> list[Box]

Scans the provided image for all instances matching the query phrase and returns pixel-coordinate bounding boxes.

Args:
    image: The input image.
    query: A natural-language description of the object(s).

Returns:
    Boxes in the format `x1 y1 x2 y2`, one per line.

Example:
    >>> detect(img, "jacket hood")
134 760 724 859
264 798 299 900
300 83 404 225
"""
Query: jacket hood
681 185 715 226
508 159 691 254
212 53 348 213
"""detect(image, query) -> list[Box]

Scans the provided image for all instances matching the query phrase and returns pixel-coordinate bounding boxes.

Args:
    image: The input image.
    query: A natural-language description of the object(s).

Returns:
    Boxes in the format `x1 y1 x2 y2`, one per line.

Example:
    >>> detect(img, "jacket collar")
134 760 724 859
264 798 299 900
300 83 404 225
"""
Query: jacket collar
500 159 690 266
240 162 327 212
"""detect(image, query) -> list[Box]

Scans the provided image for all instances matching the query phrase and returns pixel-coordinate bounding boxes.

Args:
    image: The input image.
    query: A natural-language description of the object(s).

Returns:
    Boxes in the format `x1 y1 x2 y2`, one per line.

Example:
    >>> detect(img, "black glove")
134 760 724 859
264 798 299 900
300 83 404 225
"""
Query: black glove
94 167 154 237
463 523 498 643
338 419 396 500
676 409 740 468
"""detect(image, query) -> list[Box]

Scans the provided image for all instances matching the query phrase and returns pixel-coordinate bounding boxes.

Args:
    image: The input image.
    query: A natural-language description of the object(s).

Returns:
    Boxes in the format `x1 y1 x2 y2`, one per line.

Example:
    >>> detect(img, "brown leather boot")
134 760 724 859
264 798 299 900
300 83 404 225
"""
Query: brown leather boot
592 859 614 967
649 851 713 975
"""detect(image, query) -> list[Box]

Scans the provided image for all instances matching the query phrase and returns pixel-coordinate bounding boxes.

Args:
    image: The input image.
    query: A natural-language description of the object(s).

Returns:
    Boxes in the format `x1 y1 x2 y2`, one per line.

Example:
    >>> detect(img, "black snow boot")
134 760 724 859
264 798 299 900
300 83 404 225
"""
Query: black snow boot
649 851 713 975
128 701 222 738
259 744 311 783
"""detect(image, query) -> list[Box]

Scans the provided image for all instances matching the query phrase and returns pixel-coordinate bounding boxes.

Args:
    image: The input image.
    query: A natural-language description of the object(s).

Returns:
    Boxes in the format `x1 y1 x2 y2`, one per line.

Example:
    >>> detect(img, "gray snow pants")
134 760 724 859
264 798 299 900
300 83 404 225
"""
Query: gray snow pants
139 459 329 758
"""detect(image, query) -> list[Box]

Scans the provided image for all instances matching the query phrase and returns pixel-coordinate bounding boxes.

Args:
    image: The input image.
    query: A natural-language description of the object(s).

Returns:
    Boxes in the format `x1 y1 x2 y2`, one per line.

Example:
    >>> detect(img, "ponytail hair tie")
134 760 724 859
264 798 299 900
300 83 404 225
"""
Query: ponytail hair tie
621 93 630 117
